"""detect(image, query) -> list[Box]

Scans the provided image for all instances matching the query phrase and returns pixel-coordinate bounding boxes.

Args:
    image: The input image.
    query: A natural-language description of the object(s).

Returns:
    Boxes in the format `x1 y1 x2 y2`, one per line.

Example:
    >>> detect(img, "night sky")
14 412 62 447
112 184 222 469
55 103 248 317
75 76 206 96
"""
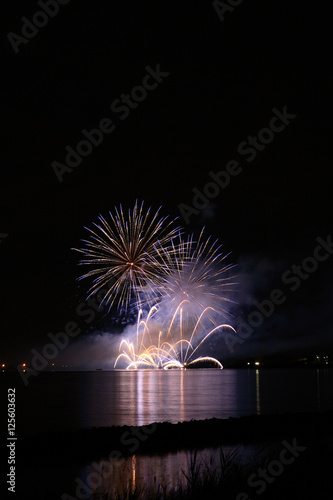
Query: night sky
1 0 332 365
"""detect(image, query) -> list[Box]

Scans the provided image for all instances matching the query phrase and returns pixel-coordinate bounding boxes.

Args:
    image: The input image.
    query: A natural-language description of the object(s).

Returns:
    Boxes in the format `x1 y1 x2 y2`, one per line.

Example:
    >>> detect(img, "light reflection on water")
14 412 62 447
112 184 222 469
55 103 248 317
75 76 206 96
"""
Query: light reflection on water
83 444 271 499
80 367 333 429
6 368 333 500
82 368 241 428
10 367 333 434
256 369 261 414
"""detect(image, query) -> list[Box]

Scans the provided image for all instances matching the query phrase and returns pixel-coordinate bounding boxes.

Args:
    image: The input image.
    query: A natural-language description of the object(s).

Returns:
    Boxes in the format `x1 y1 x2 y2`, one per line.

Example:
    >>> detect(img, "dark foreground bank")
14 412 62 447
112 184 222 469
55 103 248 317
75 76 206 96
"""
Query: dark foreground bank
1 412 332 500
2 410 331 464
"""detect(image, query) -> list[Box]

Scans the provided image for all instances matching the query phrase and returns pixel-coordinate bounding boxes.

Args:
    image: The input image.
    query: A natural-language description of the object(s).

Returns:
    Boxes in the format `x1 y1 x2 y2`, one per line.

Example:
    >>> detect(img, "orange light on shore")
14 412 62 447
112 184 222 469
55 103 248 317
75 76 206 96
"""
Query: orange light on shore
22 363 26 367
1 364 5 368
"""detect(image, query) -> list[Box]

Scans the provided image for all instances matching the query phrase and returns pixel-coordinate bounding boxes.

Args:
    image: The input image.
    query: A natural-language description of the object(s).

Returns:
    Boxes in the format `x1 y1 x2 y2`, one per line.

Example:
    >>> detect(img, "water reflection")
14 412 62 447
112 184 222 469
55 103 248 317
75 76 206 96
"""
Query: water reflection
109 369 241 427
7 368 333 435
180 369 185 422
84 444 266 499
256 369 261 414
137 370 144 425
79 368 333 430
131 455 136 494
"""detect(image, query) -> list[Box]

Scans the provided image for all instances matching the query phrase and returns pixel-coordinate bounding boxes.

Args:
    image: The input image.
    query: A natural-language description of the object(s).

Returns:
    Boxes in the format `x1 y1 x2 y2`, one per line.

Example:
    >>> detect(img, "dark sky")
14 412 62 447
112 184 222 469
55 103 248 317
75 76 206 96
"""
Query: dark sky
1 0 332 365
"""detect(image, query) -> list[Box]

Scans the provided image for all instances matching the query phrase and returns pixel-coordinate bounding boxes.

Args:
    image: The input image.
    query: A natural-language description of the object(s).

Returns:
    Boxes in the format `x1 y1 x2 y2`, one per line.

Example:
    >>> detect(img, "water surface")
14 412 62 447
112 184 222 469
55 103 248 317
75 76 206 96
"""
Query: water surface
5 367 333 435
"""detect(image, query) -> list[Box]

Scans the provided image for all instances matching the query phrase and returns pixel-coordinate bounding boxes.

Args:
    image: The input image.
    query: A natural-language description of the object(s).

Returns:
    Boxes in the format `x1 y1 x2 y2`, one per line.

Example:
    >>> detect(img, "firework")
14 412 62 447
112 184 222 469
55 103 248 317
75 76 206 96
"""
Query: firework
72 201 180 312
114 304 236 370
73 201 238 368
150 229 237 326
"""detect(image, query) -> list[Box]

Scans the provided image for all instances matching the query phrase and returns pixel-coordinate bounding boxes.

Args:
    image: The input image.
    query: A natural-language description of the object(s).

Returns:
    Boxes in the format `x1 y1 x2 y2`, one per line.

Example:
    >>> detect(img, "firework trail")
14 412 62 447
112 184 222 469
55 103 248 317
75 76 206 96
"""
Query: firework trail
150 229 238 326
72 201 180 312
114 304 236 370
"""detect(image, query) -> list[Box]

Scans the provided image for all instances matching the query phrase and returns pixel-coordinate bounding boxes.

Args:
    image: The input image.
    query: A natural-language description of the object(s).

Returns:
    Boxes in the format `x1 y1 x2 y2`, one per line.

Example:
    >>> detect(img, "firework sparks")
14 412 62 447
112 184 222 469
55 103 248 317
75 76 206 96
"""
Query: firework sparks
72 201 180 312
73 201 238 368
114 304 236 370
151 230 238 325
